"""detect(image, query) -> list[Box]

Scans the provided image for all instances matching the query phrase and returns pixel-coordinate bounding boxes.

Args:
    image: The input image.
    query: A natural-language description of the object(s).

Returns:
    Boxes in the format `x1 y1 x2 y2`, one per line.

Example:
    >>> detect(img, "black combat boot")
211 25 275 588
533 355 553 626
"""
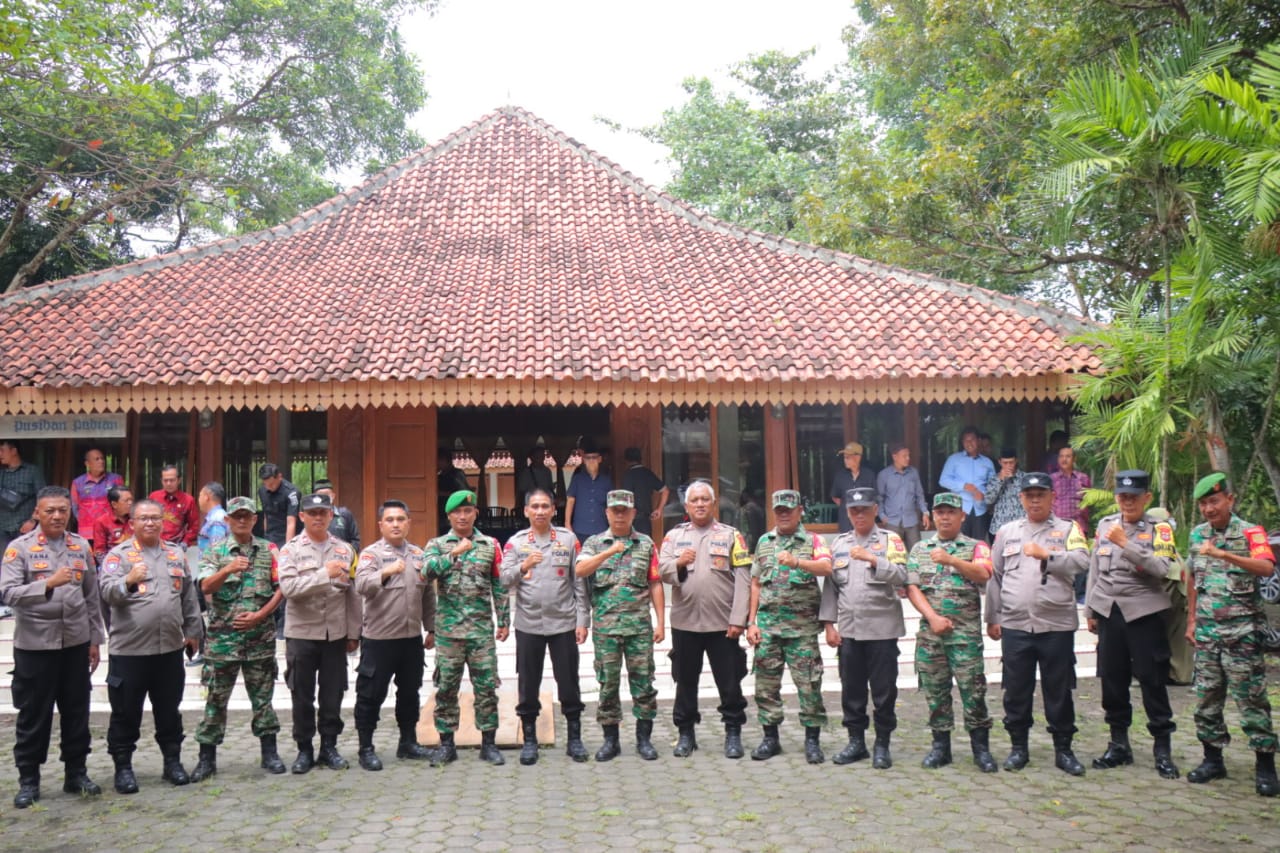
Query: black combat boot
922 730 952 769
260 735 286 774
673 726 697 758
160 744 190 786
431 733 458 766
751 724 782 761
565 717 589 763
291 741 315 774
804 726 825 765
636 720 659 761
723 724 744 759
970 729 998 773
1003 730 1029 772
317 735 349 770
62 763 101 797
396 725 432 761
1092 727 1133 770
13 767 39 808
1256 751 1279 797
113 754 139 794
519 718 539 766
1153 733 1179 779
833 728 869 765
595 724 621 762
1053 733 1086 777
479 730 505 765
872 729 893 770
190 744 218 782
356 730 382 772
1187 743 1227 784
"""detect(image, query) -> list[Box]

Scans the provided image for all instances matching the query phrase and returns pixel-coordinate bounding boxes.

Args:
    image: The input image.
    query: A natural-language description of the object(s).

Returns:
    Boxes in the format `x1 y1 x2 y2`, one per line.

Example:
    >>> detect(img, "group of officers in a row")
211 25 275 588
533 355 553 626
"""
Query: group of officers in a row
0 465 1276 809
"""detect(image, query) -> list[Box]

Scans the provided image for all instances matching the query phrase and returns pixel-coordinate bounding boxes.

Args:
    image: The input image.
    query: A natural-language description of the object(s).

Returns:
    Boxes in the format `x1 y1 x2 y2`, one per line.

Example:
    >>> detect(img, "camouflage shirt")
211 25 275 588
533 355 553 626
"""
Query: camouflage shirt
1189 514 1277 645
581 529 659 636
906 534 992 633
196 535 278 661
423 529 509 639
752 525 831 638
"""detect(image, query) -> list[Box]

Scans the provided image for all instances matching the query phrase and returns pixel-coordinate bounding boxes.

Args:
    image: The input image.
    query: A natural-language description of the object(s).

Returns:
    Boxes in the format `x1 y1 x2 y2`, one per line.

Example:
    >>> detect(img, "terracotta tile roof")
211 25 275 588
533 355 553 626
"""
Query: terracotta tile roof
0 107 1097 394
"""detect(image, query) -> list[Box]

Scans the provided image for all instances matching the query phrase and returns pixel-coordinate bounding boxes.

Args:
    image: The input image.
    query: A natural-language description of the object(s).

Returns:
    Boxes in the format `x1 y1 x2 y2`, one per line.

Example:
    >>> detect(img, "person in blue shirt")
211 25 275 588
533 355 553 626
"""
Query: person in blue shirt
938 427 996 542
566 440 612 540
876 443 930 550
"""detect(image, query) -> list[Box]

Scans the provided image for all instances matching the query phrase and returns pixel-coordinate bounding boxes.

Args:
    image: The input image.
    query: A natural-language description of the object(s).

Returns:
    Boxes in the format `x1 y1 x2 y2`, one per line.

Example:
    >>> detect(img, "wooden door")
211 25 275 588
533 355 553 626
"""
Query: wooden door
364 405 437 545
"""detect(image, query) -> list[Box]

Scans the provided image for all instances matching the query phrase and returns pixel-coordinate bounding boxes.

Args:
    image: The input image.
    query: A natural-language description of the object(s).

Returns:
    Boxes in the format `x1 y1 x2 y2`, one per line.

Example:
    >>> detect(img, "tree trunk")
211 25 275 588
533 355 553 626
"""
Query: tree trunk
1202 393 1232 474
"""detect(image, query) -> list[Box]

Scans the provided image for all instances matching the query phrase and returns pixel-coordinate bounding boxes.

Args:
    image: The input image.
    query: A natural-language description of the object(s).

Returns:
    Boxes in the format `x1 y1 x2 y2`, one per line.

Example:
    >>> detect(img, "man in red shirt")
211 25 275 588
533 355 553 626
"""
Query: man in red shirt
92 486 134 563
149 466 198 548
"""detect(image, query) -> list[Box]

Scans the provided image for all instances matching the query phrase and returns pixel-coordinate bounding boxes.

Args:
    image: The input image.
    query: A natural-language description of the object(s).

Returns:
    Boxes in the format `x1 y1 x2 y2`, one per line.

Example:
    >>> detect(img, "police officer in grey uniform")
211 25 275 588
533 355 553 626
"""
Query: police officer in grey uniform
1086 470 1181 778
352 500 436 770
987 472 1090 775
0 486 105 808
100 499 204 793
500 488 591 765
658 480 753 759
820 486 909 769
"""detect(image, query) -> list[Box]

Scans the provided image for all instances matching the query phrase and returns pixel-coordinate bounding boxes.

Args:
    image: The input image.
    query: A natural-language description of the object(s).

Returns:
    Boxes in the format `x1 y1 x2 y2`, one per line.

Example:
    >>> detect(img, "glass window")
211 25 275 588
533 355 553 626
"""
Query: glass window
976 401 1028 467
795 404 844 525
857 403 905 474
918 403 965 496
288 410 328 492
136 412 192 493
662 404 711 527
222 408 268 499
716 404 766 549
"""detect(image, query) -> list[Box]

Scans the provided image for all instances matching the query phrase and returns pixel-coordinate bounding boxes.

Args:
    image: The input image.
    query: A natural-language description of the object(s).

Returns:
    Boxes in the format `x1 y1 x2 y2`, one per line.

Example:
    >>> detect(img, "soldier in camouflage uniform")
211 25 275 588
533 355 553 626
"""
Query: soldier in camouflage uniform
190 497 284 781
905 492 996 772
745 490 832 764
1185 472 1279 796
576 490 666 762
422 490 509 766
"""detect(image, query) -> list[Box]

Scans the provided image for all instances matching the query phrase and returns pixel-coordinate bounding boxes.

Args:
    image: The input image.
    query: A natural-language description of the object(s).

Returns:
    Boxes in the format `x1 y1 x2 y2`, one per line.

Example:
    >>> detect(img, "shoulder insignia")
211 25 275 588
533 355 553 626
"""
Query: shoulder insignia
3 547 16 561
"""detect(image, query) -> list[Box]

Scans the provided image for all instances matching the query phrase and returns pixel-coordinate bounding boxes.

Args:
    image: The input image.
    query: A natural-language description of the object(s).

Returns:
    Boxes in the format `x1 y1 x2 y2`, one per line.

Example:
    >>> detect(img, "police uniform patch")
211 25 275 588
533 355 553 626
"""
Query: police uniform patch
3 547 15 561
104 555 120 571
32 561 48 570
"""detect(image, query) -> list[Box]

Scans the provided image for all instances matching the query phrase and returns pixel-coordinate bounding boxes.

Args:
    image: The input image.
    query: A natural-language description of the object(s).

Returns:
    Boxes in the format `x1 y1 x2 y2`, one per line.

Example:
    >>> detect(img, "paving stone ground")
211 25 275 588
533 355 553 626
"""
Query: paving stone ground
2 677 1279 852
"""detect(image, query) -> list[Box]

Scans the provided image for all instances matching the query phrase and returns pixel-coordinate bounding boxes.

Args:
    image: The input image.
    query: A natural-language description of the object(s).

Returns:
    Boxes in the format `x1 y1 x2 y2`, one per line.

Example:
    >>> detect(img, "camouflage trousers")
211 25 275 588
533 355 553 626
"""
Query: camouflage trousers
433 634 500 734
593 631 657 725
1193 639 1278 751
915 629 991 733
195 656 280 745
753 634 827 728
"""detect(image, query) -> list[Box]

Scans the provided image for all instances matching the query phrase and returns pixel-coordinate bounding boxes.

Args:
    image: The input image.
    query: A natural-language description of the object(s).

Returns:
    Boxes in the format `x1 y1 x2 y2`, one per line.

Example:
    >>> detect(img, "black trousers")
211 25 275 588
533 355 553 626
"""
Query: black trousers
285 638 349 743
669 628 748 728
962 512 990 543
515 629 584 720
106 649 186 757
12 643 92 770
1000 628 1077 737
838 638 899 734
354 636 424 735
1095 604 1175 737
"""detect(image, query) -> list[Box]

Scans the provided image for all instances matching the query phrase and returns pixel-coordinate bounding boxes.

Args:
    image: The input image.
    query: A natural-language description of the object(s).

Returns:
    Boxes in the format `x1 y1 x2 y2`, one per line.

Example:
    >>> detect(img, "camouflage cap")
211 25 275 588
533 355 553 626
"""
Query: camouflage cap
932 492 964 510
445 490 477 513
606 490 635 508
772 489 801 509
226 496 257 515
300 493 333 512
1193 472 1228 501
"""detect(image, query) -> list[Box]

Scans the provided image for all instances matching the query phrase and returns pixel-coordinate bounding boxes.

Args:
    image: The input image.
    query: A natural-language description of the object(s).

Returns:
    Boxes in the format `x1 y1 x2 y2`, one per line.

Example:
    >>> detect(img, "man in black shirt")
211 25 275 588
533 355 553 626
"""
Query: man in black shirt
620 447 668 537
257 464 299 548
314 479 359 551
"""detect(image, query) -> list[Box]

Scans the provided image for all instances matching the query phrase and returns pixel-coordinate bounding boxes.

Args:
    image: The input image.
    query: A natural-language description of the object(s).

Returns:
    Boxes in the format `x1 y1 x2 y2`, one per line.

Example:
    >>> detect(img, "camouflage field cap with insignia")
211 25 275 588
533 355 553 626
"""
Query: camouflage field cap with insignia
606 490 635 508
1021 472 1053 492
772 490 801 509
445 490 477 513
226 496 257 516
845 487 878 507
1193 472 1229 501
932 492 964 510
1114 470 1150 496
300 493 333 512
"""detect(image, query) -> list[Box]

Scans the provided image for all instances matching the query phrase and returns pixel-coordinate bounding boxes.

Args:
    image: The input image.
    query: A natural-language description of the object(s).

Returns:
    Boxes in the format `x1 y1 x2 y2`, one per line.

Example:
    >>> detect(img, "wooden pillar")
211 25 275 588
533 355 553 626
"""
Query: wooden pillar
185 410 199 493
904 402 921 462
1026 399 1046 470
195 409 221 490
126 411 142 493
52 439 75 489
763 404 794 530
266 408 282 469
328 406 367 539
843 403 858 443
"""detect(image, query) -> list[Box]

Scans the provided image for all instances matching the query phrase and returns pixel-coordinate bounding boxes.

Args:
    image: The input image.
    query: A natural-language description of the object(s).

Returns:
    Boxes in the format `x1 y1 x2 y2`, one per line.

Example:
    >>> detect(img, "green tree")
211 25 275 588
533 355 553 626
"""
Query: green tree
0 0 434 292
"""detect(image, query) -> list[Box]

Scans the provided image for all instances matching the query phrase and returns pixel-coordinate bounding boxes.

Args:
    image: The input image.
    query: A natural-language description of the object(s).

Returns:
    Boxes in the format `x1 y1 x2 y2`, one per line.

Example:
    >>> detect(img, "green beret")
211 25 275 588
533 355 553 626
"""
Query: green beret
1192 472 1228 501
932 492 964 510
445 490 477 513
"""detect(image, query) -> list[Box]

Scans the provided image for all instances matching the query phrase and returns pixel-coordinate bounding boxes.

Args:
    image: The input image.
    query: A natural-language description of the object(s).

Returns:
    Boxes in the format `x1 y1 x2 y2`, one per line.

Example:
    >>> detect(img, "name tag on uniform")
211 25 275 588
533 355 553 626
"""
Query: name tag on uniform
1002 544 1020 557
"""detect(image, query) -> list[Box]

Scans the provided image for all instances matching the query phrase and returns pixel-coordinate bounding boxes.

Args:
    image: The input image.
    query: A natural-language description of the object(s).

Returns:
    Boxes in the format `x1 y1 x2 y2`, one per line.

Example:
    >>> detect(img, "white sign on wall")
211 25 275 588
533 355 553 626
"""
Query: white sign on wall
0 414 128 439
